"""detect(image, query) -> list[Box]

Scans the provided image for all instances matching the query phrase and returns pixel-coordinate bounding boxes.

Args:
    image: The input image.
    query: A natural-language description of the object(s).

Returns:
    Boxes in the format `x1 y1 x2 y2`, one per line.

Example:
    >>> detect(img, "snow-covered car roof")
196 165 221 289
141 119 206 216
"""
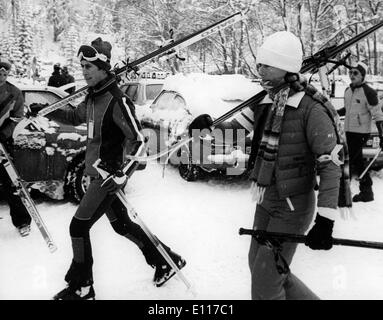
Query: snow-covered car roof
161 73 263 118
18 84 70 97
122 78 165 85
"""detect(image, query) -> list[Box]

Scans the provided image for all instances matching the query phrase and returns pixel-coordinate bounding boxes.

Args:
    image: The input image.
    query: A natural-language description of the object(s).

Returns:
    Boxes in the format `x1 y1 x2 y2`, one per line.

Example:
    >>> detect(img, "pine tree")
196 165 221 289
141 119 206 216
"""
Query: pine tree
16 8 34 76
62 25 80 73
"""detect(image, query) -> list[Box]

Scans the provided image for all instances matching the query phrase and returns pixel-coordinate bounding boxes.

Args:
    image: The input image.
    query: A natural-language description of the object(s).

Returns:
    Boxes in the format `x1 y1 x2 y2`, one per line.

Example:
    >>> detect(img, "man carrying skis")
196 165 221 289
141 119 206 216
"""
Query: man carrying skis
337 61 383 202
51 38 185 300
0 57 32 237
188 31 351 299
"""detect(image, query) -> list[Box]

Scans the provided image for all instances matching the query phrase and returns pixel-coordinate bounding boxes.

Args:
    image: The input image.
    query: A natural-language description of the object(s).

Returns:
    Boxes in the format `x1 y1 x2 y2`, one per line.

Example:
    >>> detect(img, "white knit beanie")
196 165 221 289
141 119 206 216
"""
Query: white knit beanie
257 31 303 73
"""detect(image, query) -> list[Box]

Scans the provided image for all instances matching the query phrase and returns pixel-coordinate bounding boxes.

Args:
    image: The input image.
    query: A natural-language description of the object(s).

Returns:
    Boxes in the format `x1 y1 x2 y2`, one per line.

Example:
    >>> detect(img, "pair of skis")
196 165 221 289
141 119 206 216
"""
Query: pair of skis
125 19 383 164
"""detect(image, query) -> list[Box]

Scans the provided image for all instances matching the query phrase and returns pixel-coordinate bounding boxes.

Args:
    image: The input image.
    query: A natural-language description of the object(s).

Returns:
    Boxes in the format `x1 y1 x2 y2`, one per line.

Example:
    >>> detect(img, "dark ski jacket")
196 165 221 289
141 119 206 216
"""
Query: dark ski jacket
63 73 76 94
217 88 341 211
49 75 145 177
48 71 67 88
0 81 25 140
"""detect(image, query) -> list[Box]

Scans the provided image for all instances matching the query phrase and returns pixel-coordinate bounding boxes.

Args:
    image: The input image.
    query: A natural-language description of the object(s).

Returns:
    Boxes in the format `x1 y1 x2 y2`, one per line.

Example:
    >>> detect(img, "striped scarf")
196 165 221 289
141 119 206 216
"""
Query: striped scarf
252 86 290 202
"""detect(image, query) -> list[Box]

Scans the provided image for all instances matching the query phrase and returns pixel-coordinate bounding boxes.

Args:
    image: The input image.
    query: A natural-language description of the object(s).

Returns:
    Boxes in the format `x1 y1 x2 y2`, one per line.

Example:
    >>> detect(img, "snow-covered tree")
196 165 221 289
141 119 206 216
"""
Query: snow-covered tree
62 25 81 73
14 8 34 76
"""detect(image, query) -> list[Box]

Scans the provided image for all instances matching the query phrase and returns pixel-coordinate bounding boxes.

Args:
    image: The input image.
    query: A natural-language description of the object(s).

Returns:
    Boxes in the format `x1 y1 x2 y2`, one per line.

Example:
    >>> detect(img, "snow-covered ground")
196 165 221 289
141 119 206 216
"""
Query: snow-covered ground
2 162 383 300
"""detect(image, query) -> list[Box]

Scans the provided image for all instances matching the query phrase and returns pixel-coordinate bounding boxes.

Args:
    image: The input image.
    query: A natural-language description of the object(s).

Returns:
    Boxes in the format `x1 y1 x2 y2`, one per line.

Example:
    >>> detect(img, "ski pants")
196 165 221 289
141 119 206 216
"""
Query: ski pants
0 164 31 228
65 177 169 286
248 185 319 300
346 132 373 192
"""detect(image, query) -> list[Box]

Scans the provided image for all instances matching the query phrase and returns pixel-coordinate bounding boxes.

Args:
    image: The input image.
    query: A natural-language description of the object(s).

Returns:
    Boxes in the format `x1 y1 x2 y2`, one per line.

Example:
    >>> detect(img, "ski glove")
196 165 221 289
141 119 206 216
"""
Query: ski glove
305 214 334 250
376 121 383 149
101 170 127 194
188 114 213 137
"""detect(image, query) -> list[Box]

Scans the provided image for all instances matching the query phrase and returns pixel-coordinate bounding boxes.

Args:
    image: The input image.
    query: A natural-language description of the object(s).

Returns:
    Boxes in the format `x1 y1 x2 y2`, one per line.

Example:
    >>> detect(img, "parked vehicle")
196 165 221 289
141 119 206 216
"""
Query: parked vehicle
8 85 88 202
120 75 165 107
141 73 262 181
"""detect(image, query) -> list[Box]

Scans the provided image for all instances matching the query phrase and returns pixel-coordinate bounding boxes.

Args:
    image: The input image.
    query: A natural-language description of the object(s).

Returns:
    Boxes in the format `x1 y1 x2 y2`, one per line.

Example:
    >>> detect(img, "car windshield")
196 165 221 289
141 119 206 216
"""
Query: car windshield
24 91 62 108
145 84 163 100
154 92 186 111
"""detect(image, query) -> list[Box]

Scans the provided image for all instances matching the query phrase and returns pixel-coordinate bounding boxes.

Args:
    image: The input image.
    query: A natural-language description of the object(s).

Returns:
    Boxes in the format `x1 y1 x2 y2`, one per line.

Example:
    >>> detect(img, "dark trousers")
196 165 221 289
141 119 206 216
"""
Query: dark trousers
346 132 372 191
0 165 31 228
65 177 169 287
248 185 319 300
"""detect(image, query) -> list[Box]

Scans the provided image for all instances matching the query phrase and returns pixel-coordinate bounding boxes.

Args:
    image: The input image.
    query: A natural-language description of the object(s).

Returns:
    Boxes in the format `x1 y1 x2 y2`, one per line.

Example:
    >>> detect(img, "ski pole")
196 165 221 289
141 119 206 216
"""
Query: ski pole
93 160 195 294
358 147 382 180
239 228 383 250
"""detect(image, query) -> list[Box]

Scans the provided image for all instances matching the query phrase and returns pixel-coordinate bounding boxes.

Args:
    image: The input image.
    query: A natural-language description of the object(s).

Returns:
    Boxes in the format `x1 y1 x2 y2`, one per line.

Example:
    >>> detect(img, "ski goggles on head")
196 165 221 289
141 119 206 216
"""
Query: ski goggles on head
77 45 108 62
349 69 361 77
0 64 10 72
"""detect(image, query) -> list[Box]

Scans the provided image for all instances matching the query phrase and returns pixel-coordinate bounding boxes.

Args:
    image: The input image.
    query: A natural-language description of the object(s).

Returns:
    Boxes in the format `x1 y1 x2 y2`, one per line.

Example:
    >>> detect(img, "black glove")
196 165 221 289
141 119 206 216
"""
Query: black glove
188 114 213 137
100 170 127 194
376 121 383 149
305 214 334 250
336 107 346 117
26 103 47 118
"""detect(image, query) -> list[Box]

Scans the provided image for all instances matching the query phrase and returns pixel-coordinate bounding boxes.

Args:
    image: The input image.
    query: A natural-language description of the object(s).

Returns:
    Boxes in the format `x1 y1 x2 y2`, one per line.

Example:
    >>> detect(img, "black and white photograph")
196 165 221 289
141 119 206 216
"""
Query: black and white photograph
1 0 383 303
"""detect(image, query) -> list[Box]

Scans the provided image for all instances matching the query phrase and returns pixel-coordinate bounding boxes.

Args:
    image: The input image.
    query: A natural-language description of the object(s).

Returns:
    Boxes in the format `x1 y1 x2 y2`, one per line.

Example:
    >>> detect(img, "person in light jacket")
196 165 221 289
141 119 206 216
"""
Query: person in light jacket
338 61 383 202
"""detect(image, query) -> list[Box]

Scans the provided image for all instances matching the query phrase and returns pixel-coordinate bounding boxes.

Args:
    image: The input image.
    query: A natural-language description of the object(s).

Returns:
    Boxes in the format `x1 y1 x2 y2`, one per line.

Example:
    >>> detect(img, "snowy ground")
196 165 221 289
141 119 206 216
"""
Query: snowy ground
1 162 383 300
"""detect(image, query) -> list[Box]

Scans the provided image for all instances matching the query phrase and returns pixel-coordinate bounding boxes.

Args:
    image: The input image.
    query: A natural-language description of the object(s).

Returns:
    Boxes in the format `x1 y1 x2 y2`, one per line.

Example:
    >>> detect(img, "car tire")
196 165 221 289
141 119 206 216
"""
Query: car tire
178 162 204 181
65 156 89 203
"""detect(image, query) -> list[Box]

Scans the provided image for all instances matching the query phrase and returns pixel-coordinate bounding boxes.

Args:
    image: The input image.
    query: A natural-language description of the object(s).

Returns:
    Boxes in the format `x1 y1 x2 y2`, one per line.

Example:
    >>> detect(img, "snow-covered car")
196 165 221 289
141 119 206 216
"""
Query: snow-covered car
7 85 88 202
141 73 263 181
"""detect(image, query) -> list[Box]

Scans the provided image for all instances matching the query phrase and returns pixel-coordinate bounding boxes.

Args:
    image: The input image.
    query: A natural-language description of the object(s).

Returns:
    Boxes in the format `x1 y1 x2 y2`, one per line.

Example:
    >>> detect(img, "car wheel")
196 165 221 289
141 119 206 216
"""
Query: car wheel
65 156 89 203
179 162 203 181
177 146 204 181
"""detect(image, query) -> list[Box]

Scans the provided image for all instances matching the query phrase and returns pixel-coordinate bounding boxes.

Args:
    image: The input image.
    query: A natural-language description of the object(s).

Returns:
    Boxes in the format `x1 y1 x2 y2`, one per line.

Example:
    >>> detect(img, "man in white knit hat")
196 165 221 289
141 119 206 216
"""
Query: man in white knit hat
188 31 351 299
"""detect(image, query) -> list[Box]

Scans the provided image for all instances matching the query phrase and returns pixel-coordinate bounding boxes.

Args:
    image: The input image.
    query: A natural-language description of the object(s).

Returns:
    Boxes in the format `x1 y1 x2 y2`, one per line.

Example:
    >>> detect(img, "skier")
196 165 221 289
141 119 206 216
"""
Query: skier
50 38 186 300
188 31 351 299
337 61 383 202
0 57 32 237
48 63 67 88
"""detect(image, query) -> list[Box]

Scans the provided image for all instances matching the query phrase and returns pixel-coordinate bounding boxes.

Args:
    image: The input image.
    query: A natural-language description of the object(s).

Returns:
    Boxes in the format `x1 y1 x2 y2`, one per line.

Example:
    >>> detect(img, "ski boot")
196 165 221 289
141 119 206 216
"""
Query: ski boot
54 260 95 300
352 192 374 202
17 224 31 237
153 251 186 287
354 176 374 202
53 284 95 300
